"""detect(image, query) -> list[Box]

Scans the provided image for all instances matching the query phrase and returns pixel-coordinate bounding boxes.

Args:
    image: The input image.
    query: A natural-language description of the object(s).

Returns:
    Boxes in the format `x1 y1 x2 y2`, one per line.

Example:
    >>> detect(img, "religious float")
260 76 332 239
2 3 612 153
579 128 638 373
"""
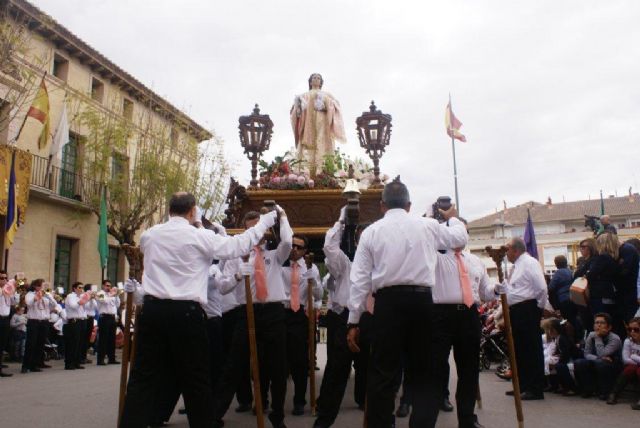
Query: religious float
222 73 394 258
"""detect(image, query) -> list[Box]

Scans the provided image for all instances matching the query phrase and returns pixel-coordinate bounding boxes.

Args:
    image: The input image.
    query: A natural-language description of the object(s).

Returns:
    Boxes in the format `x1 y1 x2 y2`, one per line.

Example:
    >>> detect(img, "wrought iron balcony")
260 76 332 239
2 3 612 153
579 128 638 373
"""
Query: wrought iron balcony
30 153 100 206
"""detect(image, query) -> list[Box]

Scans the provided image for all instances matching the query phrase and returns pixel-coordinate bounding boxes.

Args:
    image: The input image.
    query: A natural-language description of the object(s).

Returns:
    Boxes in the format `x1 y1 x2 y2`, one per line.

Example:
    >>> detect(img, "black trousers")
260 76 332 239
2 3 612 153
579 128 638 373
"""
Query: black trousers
222 307 253 406
432 304 482 428
353 312 372 407
63 320 81 368
120 298 213 428
22 319 47 370
510 300 545 395
285 306 309 407
574 358 622 396
0 316 9 370
367 287 440 428
207 316 224 399
215 302 287 426
97 314 117 363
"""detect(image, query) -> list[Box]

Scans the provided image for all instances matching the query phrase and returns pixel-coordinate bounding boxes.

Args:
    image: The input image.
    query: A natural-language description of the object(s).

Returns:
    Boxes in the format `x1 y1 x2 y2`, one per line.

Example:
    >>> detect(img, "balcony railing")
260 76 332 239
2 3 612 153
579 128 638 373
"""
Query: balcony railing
30 153 101 206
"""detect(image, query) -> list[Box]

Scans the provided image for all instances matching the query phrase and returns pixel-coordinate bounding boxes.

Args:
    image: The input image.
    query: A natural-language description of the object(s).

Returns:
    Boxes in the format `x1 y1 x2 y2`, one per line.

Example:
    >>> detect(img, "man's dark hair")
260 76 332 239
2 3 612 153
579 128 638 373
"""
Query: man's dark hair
242 211 261 228
381 179 410 209
83 283 92 292
0 269 6 275
30 279 44 289
292 234 308 248
511 238 526 253
71 281 84 290
554 255 568 269
102 279 112 286
169 192 196 215
594 312 612 326
625 238 640 254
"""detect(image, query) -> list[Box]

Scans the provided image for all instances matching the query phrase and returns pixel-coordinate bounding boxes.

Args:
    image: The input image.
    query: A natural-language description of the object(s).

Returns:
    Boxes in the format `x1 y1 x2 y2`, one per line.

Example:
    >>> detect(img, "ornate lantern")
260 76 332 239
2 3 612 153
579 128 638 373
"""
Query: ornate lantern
238 104 273 188
356 101 392 188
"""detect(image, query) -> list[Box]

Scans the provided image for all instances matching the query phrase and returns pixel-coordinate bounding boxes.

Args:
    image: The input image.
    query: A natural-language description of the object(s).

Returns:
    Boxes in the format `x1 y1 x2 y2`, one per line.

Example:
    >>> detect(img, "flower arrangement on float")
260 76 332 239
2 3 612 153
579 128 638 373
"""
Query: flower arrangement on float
258 149 389 190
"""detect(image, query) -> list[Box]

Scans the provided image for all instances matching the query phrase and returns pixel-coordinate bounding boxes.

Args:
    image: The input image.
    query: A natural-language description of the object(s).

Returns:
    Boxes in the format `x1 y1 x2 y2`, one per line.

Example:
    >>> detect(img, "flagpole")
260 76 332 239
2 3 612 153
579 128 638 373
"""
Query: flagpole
449 93 460 214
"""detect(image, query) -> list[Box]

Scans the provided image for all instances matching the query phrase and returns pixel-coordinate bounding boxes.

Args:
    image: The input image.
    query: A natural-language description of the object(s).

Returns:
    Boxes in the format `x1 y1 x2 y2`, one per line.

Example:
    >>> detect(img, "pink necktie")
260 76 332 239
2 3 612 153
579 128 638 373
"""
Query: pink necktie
454 251 474 308
290 262 300 312
366 293 375 314
253 246 268 302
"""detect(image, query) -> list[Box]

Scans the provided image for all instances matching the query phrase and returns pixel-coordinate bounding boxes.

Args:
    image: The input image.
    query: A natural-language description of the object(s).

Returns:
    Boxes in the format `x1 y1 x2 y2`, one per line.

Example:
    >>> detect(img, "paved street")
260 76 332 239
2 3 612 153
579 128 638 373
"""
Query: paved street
1 345 638 428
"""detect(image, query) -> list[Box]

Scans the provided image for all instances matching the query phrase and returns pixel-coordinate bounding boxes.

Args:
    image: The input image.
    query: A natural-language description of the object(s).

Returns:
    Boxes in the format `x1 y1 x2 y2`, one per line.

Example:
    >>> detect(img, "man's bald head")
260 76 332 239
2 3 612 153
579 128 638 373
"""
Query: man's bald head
600 215 610 225
169 192 196 216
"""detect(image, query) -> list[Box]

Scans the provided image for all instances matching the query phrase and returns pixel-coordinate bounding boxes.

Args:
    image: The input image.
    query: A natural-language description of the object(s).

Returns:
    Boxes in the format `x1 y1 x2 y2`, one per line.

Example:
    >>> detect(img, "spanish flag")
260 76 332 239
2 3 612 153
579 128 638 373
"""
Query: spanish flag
26 77 50 149
445 102 467 142
5 151 18 248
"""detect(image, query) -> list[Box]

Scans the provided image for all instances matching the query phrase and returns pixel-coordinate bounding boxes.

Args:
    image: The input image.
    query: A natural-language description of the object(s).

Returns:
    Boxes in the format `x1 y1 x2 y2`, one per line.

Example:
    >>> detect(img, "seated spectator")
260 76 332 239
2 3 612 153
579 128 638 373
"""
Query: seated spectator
548 256 581 338
541 318 559 391
550 319 578 396
607 317 640 408
574 312 622 400
10 306 27 361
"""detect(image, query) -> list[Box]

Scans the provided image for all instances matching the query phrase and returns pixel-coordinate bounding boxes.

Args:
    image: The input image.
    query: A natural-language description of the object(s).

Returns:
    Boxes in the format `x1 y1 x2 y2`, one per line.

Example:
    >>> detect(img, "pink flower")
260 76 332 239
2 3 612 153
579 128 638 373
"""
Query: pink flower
288 173 298 182
308 179 314 188
297 176 306 185
272 176 281 184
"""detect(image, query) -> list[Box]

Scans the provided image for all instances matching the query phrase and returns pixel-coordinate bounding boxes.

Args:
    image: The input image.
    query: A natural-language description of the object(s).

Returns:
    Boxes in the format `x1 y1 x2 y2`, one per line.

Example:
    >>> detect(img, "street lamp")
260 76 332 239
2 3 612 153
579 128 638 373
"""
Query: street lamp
239 104 273 189
356 101 392 189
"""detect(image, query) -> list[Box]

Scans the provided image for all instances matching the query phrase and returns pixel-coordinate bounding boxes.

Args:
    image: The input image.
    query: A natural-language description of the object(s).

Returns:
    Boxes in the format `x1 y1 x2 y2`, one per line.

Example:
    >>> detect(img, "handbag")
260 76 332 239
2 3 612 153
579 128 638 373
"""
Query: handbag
569 277 589 307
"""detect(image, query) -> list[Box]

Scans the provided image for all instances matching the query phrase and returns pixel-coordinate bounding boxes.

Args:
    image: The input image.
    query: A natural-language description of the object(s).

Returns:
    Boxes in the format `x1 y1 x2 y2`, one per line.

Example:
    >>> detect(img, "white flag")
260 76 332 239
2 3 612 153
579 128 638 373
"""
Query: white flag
50 104 69 167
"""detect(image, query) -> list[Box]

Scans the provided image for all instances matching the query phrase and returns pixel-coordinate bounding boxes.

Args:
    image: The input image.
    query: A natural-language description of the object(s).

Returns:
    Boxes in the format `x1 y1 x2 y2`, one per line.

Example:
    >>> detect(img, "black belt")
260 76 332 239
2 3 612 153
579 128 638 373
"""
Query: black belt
438 303 478 311
100 313 116 318
375 285 431 296
67 319 79 323
0 315 9 320
143 295 199 306
510 299 537 309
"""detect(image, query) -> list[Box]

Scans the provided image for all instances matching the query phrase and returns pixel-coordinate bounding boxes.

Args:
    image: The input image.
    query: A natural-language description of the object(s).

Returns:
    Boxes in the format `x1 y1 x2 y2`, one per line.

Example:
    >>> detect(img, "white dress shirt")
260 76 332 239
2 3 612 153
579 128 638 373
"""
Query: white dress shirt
64 293 83 320
323 221 351 314
25 291 56 320
96 294 120 315
140 214 273 306
505 253 548 308
203 264 238 318
348 209 468 324
282 259 323 309
224 218 293 305
433 250 495 305
80 299 96 319
0 293 19 316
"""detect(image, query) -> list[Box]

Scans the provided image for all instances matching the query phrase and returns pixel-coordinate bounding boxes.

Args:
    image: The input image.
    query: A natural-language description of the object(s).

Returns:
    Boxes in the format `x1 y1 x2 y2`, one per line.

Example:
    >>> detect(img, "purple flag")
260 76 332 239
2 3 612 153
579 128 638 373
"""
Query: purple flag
524 209 538 259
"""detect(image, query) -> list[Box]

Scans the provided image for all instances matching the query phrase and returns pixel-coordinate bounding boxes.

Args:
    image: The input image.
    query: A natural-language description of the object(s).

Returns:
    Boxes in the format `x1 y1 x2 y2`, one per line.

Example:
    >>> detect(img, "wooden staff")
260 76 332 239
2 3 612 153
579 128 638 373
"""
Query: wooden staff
485 246 524 428
118 245 143 426
244 272 265 428
305 253 317 415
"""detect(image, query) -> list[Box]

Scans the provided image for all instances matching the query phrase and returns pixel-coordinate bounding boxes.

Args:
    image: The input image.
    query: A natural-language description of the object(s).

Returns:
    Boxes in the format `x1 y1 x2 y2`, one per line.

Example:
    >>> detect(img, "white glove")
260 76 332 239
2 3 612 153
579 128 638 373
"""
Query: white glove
195 206 204 224
275 204 286 218
239 262 254 277
494 282 506 295
212 222 227 236
259 210 278 228
124 279 140 293
339 206 347 223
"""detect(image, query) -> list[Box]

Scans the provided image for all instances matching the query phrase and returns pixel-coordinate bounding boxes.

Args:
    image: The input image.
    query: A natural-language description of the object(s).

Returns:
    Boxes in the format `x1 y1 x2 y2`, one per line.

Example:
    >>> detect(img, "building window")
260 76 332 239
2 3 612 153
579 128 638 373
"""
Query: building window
630 219 640 228
91 77 104 103
52 53 69 81
122 98 133 120
59 133 78 198
107 246 121 285
54 237 75 292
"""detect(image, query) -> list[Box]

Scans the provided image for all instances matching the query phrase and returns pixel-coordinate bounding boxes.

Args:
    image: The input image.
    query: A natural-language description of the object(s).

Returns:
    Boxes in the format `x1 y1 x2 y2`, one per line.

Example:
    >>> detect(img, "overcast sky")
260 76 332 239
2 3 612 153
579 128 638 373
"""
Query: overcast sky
31 0 640 221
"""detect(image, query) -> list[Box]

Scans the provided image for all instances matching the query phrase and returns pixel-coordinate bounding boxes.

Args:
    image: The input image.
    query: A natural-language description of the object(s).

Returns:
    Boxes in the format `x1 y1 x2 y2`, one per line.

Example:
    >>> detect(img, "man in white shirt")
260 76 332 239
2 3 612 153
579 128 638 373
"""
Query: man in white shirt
432 226 495 428
215 208 292 428
314 210 370 428
119 192 278 428
64 282 86 370
501 237 548 400
96 279 120 365
0 270 18 377
282 234 323 416
346 179 467 428
21 279 57 373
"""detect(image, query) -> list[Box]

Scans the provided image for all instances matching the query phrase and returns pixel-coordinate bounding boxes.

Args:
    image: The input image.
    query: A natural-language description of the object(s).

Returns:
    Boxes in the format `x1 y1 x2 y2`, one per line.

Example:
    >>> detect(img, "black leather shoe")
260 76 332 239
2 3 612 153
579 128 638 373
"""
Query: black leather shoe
75 365 85 370
271 422 287 428
0 372 12 377
40 364 52 369
505 390 515 396
178 408 187 415
108 360 120 364
441 398 454 412
291 404 305 416
395 403 410 418
520 391 544 400
30 367 42 372
97 361 106 366
1 364 8 368
467 421 485 428
235 403 252 413
64 366 76 370
21 368 28 373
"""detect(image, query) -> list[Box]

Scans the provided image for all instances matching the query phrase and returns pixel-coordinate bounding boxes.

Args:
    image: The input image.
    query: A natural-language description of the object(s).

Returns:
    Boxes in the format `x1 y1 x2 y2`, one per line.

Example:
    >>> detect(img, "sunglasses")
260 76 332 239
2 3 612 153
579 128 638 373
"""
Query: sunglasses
0 276 7 280
628 327 640 333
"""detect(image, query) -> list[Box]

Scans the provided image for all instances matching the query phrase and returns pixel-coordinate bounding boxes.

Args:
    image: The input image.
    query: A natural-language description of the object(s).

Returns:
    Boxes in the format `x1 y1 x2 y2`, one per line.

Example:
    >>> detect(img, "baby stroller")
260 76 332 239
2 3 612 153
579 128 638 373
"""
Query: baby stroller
479 324 509 372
